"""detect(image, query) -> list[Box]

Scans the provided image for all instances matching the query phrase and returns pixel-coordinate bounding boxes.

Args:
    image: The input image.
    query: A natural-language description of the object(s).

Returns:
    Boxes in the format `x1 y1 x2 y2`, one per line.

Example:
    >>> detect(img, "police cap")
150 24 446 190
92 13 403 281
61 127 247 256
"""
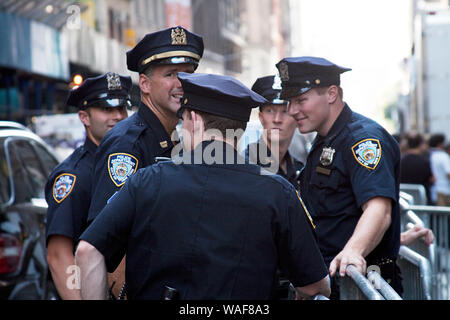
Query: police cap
67 72 132 110
275 56 351 100
251 75 287 106
177 72 268 122
127 26 204 74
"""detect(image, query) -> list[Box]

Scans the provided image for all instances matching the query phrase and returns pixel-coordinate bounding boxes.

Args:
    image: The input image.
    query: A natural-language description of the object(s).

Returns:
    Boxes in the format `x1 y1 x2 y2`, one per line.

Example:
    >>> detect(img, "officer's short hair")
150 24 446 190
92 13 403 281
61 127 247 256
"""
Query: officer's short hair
314 86 344 99
183 107 247 136
143 65 154 78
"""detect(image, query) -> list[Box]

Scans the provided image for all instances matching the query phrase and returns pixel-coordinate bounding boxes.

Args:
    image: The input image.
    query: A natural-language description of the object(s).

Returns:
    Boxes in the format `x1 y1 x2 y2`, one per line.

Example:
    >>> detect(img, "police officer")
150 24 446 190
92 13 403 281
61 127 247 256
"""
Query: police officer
246 75 303 190
75 72 330 300
87 26 204 223
45 72 130 299
275 56 402 299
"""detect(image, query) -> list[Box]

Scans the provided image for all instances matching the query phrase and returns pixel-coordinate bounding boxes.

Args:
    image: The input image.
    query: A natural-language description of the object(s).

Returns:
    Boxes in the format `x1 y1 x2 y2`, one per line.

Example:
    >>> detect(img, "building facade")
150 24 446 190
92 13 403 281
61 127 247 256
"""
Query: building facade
0 0 293 125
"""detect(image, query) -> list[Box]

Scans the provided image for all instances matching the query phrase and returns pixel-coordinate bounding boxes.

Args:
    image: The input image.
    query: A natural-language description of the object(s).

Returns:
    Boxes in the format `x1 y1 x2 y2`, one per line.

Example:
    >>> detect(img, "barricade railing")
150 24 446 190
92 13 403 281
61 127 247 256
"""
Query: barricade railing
405 205 450 300
399 197 436 269
340 265 385 300
398 245 433 300
400 184 428 205
400 184 430 227
366 270 402 300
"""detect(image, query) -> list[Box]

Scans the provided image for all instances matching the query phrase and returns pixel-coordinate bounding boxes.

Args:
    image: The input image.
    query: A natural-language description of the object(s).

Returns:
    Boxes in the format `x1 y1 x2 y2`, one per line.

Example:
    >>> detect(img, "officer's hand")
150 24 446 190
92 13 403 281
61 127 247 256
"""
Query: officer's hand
329 248 366 278
401 225 435 246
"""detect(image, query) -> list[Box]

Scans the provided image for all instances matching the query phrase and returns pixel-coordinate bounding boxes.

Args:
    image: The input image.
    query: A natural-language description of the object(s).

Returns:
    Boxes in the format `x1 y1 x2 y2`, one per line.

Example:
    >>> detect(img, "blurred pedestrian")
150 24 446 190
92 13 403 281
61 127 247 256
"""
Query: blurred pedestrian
400 132 435 204
392 133 408 156
429 133 450 206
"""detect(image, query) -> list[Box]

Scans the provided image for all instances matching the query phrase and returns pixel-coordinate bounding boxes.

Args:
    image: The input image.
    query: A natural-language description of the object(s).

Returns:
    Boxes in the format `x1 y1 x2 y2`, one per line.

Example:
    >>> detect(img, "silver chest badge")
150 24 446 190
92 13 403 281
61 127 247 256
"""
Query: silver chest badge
320 147 335 166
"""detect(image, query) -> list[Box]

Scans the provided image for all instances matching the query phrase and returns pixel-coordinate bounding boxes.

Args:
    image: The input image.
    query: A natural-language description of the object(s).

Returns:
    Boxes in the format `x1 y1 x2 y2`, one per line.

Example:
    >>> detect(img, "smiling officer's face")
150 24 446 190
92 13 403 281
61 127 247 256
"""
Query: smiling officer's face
144 63 195 116
287 88 333 136
80 105 128 146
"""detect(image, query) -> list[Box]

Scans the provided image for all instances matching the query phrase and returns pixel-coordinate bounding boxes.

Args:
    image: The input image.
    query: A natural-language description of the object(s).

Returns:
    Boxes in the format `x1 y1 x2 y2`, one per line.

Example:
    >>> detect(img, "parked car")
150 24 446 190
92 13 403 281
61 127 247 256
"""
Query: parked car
0 121 61 299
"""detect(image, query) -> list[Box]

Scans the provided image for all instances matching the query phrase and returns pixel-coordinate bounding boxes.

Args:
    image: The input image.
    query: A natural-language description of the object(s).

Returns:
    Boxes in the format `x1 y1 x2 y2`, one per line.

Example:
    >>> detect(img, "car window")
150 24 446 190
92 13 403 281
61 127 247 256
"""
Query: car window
31 142 59 177
7 139 48 202
0 139 12 204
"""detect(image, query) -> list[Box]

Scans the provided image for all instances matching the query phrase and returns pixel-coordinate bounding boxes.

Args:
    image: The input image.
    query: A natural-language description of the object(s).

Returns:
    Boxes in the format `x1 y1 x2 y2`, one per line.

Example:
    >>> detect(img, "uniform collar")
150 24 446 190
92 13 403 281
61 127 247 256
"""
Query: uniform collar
84 136 97 154
189 140 243 165
249 139 298 179
138 101 174 151
283 151 299 179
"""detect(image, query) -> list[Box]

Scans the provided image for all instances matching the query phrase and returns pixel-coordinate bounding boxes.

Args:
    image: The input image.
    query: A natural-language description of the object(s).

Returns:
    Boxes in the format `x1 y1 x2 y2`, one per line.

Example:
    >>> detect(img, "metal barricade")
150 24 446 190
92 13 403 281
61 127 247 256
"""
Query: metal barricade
367 270 402 300
398 245 433 300
399 197 436 269
340 265 385 300
400 184 430 227
407 205 450 300
400 184 428 205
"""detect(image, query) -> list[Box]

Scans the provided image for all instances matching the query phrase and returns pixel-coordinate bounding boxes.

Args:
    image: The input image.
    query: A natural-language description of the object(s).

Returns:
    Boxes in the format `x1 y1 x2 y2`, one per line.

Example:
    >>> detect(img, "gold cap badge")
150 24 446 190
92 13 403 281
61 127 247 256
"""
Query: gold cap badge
171 27 187 45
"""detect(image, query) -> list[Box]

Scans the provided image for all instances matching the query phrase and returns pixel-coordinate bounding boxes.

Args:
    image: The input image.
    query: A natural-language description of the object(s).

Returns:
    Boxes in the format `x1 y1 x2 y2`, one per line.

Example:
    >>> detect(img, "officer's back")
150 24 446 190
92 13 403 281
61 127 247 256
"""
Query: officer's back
125 154 304 299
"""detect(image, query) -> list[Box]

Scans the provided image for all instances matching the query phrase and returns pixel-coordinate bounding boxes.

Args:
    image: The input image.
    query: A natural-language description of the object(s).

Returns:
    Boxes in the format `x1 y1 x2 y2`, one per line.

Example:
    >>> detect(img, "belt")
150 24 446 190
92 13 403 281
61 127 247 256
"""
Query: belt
368 257 395 267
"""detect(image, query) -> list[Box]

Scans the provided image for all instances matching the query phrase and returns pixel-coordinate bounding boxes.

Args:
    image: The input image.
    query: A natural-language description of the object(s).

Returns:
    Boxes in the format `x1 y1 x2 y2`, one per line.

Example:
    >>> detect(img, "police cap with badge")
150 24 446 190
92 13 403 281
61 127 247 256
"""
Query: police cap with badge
127 26 204 74
275 56 351 100
251 75 287 109
67 72 132 110
176 72 268 122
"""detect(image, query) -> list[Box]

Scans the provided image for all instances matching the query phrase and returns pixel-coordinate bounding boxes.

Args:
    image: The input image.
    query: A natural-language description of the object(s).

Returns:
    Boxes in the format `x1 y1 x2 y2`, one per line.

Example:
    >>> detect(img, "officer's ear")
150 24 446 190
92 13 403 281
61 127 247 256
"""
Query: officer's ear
191 110 205 132
327 85 339 104
139 73 151 94
78 110 91 127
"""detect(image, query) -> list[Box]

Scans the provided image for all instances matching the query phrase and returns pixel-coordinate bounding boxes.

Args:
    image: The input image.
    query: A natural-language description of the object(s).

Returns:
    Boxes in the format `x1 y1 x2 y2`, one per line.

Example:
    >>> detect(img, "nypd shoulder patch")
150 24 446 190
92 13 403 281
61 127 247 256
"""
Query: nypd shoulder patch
351 138 382 170
107 153 138 187
53 173 76 203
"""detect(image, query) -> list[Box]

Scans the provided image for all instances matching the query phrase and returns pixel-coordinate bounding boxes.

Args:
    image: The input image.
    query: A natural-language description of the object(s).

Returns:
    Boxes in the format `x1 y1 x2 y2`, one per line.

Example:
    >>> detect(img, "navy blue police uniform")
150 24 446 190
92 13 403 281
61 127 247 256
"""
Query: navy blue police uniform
87 26 204 223
276 57 402 298
45 72 132 246
79 72 328 299
246 75 303 190
245 141 303 189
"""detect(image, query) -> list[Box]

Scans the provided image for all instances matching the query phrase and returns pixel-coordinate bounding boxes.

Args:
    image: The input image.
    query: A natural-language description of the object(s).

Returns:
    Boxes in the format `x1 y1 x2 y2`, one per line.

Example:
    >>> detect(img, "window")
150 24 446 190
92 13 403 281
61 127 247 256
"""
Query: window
31 142 58 177
0 139 12 204
7 139 49 202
